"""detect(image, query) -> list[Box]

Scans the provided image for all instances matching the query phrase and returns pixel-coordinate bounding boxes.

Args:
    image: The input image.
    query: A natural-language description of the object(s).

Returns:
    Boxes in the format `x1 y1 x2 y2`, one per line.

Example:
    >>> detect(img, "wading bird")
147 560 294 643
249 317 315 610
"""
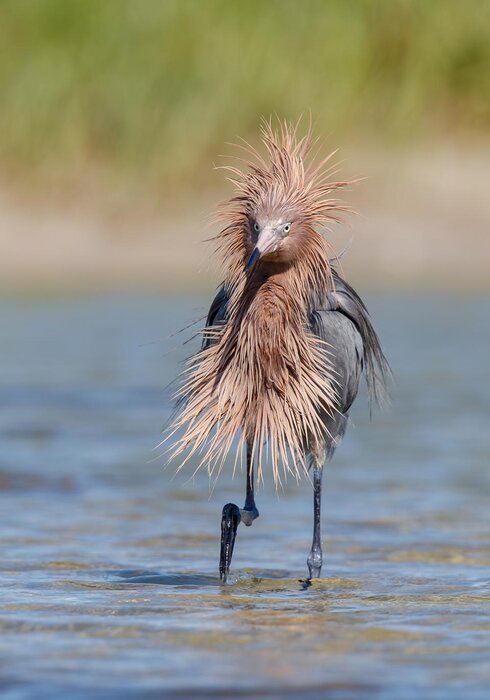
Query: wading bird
170 120 390 582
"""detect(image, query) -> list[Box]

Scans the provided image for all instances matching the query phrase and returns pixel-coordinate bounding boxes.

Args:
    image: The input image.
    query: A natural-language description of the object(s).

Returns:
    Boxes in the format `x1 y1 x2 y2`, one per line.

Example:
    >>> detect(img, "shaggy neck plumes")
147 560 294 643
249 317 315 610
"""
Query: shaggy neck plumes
170 228 339 485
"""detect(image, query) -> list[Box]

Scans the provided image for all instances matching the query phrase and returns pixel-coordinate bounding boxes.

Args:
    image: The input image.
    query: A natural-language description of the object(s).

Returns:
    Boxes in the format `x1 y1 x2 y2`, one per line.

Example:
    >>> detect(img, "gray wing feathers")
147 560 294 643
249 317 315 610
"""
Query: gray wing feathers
202 286 228 349
309 308 363 458
309 309 363 413
309 269 390 458
327 269 391 407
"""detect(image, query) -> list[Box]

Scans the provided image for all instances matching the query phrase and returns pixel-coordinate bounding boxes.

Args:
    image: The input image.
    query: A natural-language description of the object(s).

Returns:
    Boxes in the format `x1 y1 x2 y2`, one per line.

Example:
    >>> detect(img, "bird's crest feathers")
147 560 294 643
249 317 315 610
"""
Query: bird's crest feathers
216 118 352 233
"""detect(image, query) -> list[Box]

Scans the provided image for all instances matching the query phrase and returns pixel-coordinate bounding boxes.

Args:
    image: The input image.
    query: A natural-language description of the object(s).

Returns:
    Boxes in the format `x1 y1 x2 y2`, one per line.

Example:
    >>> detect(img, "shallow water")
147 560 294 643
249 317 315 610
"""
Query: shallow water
0 293 489 699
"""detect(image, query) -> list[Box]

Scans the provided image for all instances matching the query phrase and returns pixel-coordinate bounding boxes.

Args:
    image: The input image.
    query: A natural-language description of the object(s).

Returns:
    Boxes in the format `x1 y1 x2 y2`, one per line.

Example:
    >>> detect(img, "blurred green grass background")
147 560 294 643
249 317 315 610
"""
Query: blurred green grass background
1 0 489 193
1 0 489 292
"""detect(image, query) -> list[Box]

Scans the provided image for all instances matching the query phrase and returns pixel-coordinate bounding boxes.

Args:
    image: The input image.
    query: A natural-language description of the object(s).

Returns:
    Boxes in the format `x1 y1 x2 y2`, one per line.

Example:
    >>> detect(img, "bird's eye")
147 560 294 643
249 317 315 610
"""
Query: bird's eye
253 222 260 233
283 223 291 234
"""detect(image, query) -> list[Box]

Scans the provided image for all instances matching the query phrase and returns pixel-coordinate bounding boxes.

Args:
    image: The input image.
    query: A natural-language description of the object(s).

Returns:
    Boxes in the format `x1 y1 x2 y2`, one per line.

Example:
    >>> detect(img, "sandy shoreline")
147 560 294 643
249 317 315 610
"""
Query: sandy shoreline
1 143 489 294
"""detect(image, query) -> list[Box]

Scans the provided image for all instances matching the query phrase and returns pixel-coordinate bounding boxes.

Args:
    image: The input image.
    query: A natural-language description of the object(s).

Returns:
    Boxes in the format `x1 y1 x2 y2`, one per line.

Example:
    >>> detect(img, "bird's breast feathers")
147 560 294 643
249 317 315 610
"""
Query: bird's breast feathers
170 278 339 484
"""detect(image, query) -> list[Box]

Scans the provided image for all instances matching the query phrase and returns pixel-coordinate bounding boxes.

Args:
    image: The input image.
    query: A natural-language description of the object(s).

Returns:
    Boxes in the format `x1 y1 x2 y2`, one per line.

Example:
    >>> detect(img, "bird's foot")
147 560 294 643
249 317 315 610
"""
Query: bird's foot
299 578 313 590
307 564 322 579
240 505 259 527
307 549 322 579
219 503 241 583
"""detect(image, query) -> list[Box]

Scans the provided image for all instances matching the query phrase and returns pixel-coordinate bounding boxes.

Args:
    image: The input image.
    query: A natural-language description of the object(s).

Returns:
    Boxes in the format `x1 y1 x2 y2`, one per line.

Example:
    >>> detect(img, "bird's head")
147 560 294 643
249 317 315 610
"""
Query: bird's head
216 118 353 275
246 216 294 270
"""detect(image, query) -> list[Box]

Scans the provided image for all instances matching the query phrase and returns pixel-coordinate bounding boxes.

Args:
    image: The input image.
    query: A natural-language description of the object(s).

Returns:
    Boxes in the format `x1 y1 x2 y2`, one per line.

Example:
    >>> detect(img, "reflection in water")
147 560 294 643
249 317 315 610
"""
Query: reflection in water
117 571 220 586
0 294 489 698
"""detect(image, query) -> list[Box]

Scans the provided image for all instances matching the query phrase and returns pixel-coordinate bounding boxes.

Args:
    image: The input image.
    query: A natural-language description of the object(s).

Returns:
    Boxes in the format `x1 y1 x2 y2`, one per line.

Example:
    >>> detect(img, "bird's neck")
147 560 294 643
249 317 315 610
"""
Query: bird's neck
238 238 333 322
226 257 331 390
241 269 309 332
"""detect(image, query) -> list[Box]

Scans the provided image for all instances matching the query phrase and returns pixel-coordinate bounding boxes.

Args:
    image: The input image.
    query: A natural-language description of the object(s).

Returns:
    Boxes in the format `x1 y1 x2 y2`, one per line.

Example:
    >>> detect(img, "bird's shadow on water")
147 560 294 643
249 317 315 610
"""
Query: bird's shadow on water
113 568 299 589
115 569 219 587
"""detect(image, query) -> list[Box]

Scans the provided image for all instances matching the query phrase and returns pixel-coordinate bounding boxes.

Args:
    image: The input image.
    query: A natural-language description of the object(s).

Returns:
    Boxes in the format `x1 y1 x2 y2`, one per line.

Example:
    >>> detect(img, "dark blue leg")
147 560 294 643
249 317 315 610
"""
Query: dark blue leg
307 466 323 578
241 442 259 526
219 443 259 581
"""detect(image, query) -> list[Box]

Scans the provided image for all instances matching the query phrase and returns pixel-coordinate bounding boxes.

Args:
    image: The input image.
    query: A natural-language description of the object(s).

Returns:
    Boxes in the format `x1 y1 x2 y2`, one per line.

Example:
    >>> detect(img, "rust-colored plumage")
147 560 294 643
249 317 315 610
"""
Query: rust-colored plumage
169 119 390 580
169 120 362 486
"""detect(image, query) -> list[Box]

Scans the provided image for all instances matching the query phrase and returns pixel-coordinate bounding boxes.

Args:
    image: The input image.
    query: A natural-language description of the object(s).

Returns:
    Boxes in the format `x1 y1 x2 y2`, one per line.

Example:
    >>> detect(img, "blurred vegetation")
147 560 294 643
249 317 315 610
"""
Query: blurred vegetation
0 0 489 194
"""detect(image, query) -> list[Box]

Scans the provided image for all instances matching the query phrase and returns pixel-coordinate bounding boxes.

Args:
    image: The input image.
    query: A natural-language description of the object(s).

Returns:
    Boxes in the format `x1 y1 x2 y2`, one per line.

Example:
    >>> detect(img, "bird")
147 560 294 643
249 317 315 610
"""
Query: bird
169 119 390 583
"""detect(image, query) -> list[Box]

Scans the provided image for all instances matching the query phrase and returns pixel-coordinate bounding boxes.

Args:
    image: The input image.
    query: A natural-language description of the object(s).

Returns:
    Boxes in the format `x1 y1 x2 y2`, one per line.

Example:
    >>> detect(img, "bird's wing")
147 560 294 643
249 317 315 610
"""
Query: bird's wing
311 268 391 409
310 302 363 416
202 285 229 349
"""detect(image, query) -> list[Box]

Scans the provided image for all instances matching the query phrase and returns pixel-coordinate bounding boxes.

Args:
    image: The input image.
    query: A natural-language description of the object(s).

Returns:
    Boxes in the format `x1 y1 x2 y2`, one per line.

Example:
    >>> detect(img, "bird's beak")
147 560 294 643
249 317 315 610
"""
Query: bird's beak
246 226 278 271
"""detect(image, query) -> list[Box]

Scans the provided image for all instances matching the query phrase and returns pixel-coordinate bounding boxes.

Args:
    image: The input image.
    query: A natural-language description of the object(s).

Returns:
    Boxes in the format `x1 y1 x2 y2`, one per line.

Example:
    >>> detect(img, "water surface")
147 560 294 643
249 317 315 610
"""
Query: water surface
0 294 489 699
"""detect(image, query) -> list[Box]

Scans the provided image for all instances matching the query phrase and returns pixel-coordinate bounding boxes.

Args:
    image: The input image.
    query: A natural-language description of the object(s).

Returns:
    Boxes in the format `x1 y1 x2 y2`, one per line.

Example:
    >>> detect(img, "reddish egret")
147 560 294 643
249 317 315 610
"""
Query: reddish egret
170 120 390 582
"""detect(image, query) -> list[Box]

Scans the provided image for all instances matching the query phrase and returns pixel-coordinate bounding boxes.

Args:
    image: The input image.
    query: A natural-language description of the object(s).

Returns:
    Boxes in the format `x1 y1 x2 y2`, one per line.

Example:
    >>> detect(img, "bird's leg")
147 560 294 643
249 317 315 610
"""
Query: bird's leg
307 465 323 579
219 502 241 582
219 443 259 582
241 442 259 526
